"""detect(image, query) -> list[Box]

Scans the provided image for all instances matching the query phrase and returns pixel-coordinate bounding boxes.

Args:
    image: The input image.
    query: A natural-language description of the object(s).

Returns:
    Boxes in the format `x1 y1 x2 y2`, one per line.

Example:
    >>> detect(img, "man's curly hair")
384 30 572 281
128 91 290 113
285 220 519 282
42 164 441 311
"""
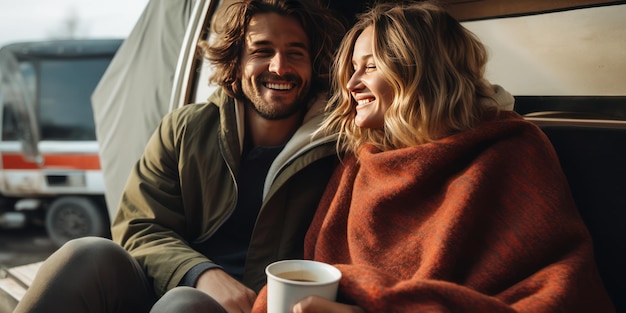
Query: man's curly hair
198 0 346 100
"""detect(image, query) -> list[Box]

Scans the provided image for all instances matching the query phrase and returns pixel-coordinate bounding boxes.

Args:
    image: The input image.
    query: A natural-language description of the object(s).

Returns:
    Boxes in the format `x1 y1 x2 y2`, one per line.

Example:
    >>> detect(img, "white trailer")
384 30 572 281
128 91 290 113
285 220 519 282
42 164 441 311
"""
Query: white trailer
0 39 122 247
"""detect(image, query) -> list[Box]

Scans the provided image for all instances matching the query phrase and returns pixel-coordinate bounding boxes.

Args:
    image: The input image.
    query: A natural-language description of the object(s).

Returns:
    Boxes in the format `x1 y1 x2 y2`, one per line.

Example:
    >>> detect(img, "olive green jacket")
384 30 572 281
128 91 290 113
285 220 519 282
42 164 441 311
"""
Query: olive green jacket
111 89 337 296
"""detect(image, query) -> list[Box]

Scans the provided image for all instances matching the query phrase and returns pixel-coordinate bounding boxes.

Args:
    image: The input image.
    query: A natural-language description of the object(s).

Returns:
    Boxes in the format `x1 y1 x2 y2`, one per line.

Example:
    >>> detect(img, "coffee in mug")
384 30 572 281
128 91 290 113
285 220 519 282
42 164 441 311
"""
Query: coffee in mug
265 260 341 313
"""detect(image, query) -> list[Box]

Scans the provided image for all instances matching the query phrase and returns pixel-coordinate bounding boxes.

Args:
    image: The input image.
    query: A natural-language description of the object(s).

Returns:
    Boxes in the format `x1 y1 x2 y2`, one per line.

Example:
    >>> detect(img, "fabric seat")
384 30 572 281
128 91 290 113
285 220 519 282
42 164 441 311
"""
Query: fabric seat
540 125 626 312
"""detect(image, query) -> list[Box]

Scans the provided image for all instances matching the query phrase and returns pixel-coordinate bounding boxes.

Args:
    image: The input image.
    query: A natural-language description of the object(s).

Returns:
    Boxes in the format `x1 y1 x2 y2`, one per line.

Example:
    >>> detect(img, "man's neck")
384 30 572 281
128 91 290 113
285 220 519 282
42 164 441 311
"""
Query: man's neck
244 105 305 147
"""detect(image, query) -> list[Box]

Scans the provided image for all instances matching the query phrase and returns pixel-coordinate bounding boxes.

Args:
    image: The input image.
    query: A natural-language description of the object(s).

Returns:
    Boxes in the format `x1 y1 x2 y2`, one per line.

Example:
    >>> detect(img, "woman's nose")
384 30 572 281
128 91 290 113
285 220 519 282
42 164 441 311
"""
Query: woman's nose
346 72 362 92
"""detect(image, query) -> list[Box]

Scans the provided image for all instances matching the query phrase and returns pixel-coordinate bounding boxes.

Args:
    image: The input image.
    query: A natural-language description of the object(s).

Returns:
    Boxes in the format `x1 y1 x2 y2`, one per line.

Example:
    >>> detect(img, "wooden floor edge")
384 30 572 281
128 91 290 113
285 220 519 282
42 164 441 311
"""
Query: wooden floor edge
0 276 22 312
0 262 44 311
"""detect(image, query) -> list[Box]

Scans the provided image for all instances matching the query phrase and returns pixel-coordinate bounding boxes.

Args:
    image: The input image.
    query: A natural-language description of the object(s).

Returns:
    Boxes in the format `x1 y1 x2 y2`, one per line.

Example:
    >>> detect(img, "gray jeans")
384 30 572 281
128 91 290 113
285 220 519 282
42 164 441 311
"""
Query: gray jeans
14 237 226 313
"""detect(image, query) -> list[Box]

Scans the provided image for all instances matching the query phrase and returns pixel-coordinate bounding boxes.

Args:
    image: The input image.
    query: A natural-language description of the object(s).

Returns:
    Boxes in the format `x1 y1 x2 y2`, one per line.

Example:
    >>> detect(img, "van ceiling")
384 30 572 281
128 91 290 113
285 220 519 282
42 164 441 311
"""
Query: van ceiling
327 0 622 22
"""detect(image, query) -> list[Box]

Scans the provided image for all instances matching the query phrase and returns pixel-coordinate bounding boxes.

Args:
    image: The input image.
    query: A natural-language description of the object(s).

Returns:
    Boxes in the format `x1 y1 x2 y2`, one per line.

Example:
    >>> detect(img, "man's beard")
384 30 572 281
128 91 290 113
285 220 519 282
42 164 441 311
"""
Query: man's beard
242 74 312 120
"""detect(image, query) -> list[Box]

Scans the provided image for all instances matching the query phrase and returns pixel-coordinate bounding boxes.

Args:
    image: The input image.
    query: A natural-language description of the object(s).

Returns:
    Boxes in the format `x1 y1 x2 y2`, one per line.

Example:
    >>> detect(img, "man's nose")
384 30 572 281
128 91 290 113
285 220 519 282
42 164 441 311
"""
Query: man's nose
268 52 291 76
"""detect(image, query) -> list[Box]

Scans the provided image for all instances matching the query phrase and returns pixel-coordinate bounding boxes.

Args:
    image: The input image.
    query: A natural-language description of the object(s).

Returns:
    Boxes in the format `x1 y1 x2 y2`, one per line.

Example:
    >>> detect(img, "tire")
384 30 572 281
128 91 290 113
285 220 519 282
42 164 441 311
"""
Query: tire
45 196 108 247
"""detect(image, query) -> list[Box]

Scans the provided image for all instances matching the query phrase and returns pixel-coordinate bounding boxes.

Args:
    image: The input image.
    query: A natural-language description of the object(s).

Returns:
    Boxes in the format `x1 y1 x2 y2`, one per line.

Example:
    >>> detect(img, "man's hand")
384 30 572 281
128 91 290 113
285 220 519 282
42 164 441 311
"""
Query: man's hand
196 268 257 313
293 296 365 313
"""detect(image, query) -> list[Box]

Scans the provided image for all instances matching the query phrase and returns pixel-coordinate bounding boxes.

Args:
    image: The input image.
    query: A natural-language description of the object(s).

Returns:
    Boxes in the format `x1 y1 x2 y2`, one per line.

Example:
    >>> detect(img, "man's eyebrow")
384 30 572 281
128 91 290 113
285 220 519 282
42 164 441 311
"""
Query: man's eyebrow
288 42 309 50
249 40 309 50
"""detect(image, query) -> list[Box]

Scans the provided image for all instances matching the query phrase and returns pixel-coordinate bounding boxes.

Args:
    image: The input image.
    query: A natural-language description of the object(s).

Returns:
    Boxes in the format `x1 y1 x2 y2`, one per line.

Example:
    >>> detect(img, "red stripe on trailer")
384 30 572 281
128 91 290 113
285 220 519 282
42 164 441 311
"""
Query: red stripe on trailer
1 153 101 170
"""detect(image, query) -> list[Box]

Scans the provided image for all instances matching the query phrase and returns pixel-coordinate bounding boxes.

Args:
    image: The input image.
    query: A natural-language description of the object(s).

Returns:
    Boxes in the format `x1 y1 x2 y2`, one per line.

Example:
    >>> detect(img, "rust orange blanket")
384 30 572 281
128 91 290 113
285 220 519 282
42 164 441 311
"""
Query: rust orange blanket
253 111 614 312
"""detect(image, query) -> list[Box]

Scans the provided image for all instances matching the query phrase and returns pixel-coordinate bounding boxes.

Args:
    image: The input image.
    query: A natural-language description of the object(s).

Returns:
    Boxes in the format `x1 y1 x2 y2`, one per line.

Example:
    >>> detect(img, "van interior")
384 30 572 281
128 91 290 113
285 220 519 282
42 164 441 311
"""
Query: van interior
185 0 626 309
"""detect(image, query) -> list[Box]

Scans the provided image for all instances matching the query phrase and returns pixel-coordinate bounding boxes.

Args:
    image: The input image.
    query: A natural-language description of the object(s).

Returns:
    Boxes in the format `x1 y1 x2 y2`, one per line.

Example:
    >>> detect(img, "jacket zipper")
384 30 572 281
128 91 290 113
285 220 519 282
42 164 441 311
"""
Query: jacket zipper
194 131 239 243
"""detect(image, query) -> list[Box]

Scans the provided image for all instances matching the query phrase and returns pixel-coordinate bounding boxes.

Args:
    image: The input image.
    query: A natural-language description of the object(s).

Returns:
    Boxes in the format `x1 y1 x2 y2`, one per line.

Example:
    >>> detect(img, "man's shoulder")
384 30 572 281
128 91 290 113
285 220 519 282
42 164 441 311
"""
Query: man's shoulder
175 101 217 114
171 88 231 121
170 102 224 125
165 103 216 130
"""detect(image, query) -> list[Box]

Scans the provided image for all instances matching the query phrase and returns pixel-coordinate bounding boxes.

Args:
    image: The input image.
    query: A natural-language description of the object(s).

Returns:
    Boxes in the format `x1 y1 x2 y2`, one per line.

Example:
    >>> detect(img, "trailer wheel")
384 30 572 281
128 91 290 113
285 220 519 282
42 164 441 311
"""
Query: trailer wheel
45 196 108 247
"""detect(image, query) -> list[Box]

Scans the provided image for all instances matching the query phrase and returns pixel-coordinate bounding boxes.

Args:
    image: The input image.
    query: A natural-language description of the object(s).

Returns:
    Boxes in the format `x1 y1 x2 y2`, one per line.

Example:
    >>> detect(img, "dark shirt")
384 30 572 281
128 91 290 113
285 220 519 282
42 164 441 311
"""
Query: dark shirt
181 141 284 286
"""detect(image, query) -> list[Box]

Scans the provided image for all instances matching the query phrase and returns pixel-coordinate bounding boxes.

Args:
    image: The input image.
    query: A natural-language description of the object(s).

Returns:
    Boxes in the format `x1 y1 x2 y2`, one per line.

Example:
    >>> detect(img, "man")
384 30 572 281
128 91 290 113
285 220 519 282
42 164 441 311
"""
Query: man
14 1 345 312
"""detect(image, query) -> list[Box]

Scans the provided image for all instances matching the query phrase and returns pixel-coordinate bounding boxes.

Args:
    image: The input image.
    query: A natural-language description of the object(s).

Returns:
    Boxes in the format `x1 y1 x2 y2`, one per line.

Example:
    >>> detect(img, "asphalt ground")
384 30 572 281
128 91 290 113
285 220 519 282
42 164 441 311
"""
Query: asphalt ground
0 224 57 269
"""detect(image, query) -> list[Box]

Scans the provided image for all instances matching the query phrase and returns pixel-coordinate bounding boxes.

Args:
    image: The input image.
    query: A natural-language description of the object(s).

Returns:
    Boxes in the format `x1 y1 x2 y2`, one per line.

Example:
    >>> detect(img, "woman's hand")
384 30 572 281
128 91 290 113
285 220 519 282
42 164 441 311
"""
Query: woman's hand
292 296 365 313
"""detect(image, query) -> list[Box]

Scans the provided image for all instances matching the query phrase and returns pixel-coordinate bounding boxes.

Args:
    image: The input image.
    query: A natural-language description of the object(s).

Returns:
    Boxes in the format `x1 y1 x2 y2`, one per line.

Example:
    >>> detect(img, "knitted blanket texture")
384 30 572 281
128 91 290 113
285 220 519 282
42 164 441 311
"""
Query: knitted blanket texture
252 111 614 312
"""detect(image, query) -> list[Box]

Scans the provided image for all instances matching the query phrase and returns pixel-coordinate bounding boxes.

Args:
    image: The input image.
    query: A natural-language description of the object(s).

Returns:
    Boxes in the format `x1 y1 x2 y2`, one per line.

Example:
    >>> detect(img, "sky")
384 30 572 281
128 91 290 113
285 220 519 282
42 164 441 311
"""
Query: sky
0 0 150 47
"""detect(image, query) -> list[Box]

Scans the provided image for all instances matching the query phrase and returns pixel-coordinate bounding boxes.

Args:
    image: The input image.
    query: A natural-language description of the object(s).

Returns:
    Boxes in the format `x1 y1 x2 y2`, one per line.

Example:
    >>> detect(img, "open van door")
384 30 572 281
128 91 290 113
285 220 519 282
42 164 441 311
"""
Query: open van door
91 0 201 221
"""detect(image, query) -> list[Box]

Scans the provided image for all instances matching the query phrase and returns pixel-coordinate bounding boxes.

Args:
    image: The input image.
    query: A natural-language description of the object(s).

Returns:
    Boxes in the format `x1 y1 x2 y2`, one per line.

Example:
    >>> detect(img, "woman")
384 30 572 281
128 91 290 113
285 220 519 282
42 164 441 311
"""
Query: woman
254 1 614 312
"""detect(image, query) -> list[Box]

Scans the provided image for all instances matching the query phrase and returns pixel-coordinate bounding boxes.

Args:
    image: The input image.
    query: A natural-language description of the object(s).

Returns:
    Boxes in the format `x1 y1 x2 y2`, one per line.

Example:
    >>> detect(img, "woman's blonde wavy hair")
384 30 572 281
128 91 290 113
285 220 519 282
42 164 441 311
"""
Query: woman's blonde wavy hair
317 1 495 155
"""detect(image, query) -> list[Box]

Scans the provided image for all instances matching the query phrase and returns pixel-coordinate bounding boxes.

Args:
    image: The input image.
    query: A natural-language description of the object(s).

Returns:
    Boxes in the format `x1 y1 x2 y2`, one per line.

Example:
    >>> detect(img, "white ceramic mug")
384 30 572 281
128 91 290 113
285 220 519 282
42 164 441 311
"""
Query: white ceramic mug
265 259 342 313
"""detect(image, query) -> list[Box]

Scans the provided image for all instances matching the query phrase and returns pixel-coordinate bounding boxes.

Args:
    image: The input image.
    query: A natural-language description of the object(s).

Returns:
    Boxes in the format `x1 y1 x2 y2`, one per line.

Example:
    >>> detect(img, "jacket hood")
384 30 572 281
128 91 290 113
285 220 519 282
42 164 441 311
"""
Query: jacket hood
481 84 515 111
208 89 335 199
263 93 335 198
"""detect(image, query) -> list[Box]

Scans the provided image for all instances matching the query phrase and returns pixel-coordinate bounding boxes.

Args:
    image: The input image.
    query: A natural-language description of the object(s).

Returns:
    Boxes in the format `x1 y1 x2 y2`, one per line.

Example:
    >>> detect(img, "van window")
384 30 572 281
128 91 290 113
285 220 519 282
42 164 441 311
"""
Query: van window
463 4 626 122
38 58 111 141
